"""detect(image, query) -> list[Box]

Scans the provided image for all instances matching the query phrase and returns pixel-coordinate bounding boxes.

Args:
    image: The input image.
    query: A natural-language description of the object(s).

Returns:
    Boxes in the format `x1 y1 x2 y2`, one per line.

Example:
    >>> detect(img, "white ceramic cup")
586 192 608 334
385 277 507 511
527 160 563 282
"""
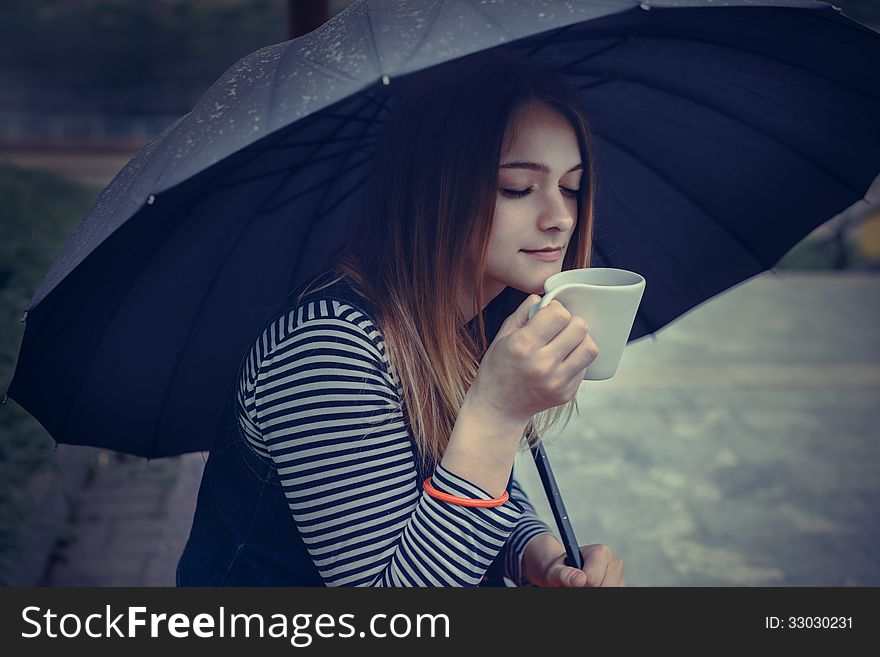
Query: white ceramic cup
527 268 646 380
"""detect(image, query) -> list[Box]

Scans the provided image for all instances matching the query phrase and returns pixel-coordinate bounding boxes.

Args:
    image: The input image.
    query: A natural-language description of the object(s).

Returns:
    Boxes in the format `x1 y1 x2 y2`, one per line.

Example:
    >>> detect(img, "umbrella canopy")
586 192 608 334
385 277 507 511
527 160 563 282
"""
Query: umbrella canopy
5 0 880 457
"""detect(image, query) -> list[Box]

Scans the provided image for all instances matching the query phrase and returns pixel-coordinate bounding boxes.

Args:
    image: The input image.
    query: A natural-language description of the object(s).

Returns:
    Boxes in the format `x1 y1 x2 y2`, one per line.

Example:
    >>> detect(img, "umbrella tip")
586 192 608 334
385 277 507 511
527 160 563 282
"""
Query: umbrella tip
20 311 27 323
1 393 7 405
639 2 650 10
147 194 156 205
381 75 391 86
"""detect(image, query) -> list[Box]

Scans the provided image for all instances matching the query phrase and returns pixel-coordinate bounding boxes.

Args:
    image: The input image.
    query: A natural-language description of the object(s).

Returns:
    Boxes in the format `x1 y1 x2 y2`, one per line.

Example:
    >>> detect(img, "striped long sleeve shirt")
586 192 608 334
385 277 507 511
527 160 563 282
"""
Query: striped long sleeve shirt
236 295 554 587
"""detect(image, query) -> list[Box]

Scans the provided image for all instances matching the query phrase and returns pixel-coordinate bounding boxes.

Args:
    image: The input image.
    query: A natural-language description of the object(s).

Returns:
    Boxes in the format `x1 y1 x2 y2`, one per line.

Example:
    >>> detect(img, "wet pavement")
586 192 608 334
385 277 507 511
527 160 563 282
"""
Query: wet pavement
36 271 880 586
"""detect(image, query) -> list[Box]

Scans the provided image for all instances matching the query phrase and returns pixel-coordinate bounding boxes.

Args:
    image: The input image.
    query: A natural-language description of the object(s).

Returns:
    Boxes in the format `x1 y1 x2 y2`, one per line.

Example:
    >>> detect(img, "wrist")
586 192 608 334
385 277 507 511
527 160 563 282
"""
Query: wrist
463 385 531 433
440 392 528 498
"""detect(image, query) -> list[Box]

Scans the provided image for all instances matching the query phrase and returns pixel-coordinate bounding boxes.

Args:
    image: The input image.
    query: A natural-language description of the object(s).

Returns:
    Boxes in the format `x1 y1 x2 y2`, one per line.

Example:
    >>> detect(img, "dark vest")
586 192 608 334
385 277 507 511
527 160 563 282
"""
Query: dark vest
176 269 519 586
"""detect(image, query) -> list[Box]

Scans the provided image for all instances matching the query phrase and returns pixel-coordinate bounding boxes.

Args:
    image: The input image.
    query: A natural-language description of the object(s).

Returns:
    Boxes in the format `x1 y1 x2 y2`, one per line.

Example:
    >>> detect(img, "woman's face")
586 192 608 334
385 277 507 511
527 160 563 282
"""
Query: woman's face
469 101 582 305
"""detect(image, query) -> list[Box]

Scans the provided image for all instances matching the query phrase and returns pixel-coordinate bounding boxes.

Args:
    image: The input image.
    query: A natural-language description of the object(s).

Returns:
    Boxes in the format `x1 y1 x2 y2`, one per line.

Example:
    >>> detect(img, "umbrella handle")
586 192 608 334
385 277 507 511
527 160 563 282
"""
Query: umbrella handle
530 441 583 570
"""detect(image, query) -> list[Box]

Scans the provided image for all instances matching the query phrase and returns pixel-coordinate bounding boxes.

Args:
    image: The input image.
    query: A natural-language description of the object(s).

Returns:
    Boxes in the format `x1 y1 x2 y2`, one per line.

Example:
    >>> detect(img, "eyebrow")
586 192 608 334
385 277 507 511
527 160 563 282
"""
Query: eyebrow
500 161 583 174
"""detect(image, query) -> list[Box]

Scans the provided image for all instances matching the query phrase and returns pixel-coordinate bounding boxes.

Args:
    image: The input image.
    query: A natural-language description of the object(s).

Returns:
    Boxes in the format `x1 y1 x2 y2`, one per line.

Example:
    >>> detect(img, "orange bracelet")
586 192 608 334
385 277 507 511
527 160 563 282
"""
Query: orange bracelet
422 477 509 508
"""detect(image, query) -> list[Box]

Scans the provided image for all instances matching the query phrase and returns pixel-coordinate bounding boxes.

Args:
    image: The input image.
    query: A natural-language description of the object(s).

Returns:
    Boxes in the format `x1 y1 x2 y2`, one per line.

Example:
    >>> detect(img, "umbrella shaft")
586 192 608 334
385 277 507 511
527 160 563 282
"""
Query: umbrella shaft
530 441 583 570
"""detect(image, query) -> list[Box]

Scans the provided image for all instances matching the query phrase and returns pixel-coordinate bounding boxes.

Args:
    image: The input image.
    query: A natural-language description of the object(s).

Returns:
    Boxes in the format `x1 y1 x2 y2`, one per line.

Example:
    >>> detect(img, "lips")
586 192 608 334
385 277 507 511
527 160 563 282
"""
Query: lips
522 248 563 261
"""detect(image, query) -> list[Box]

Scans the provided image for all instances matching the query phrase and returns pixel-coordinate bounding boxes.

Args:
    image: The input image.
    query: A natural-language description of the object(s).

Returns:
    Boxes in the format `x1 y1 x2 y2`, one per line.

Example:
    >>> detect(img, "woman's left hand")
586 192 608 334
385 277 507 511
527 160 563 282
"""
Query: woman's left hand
541 543 627 587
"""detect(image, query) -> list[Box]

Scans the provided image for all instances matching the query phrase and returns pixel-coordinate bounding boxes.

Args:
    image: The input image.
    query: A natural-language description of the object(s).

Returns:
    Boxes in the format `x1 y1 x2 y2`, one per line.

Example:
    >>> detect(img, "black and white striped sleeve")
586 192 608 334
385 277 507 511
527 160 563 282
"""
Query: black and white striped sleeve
503 476 555 586
239 297 526 586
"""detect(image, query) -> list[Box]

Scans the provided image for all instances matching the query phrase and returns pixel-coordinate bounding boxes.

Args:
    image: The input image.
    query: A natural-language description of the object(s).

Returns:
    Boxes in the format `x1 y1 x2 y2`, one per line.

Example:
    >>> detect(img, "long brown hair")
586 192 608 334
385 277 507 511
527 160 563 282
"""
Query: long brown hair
302 48 596 474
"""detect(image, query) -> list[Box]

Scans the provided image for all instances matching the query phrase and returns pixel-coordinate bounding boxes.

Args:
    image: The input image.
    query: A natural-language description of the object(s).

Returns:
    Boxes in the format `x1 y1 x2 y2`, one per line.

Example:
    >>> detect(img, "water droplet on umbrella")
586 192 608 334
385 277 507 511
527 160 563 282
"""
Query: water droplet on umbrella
147 195 156 205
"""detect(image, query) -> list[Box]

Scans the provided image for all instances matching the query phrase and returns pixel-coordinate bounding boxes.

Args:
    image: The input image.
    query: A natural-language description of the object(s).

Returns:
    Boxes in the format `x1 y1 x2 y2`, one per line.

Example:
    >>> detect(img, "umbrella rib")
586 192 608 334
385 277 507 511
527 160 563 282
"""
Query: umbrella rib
260 152 376 214
216 139 379 191
796 3 880 40
264 39 299 131
294 53 361 84
558 36 873 152
578 78 614 91
553 36 628 71
59 110 313 454
343 88 391 144
312 112 387 126
521 23 579 59
206 94 381 196
314 168 378 228
259 91 387 215
393 0 447 71
605 182 716 301
265 133 378 150
572 69 872 196
134 113 198 206
550 30 880 103
345 86 390 113
286 95 390 291
592 130 772 272
146 94 383 455
464 0 515 40
311 115 382 219
363 0 386 75
251 96 382 212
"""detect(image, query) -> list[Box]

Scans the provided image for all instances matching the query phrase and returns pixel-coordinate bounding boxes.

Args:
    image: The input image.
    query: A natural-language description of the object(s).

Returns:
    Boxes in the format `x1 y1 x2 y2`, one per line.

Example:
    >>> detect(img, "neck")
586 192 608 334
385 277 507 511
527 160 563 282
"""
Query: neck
458 280 506 324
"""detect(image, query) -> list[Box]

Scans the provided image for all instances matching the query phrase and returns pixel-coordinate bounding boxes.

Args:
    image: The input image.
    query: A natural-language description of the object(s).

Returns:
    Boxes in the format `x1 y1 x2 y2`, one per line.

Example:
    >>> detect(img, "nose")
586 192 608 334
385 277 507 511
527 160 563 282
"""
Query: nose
537 188 576 233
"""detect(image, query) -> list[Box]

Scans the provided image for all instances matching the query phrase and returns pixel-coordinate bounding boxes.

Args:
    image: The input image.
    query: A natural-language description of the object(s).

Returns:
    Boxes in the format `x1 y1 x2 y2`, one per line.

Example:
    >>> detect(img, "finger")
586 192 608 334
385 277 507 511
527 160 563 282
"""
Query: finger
541 315 591 365
525 300 573 345
580 545 613 587
515 294 543 328
557 333 598 381
497 294 543 338
563 568 587 587
601 556 626 587
545 564 587 587
584 560 610 588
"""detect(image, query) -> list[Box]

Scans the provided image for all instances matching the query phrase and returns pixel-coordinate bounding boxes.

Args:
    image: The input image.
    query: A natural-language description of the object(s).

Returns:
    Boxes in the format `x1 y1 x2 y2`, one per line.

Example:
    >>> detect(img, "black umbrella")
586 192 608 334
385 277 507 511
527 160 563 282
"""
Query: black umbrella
5 0 879 572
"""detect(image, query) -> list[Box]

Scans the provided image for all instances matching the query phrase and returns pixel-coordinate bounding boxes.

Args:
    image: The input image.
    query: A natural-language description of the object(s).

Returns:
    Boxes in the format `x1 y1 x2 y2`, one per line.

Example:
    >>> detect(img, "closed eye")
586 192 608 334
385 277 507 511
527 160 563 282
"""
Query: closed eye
501 187 580 199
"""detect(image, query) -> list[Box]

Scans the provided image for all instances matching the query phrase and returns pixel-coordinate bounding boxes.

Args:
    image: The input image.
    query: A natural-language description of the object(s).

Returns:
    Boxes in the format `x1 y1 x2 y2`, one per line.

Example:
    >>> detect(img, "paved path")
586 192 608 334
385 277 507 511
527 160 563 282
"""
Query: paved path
42 271 879 586
44 450 204 586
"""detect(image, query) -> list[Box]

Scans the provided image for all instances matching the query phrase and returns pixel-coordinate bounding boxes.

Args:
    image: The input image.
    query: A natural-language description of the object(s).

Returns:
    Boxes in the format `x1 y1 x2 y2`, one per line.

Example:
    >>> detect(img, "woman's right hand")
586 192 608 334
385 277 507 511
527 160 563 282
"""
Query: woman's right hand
469 294 599 424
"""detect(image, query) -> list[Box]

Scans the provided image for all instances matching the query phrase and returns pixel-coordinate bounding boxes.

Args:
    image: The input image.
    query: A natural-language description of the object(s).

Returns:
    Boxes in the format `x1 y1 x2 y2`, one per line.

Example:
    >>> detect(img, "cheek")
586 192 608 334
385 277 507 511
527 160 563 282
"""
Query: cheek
491 204 527 234
485 223 519 259
483 236 504 267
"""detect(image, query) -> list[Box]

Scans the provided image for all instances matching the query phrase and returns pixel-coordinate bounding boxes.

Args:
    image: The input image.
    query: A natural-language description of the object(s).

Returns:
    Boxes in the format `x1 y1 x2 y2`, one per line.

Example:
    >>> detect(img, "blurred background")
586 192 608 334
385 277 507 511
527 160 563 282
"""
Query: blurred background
1 0 878 586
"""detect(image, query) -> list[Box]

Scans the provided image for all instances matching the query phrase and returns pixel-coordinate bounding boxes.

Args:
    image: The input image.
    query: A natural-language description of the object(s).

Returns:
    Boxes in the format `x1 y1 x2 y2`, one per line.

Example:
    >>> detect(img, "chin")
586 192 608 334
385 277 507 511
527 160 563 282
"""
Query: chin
509 272 554 296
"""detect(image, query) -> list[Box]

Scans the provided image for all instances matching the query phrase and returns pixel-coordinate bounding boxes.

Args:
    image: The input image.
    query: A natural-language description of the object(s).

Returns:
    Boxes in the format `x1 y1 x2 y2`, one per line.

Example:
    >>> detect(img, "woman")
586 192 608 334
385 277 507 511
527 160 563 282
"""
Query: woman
177 48 625 587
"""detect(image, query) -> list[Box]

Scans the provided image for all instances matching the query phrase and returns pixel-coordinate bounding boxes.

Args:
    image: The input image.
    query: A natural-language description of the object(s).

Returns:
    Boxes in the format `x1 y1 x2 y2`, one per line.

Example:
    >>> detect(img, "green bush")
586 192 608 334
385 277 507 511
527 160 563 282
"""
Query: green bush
0 163 101 584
